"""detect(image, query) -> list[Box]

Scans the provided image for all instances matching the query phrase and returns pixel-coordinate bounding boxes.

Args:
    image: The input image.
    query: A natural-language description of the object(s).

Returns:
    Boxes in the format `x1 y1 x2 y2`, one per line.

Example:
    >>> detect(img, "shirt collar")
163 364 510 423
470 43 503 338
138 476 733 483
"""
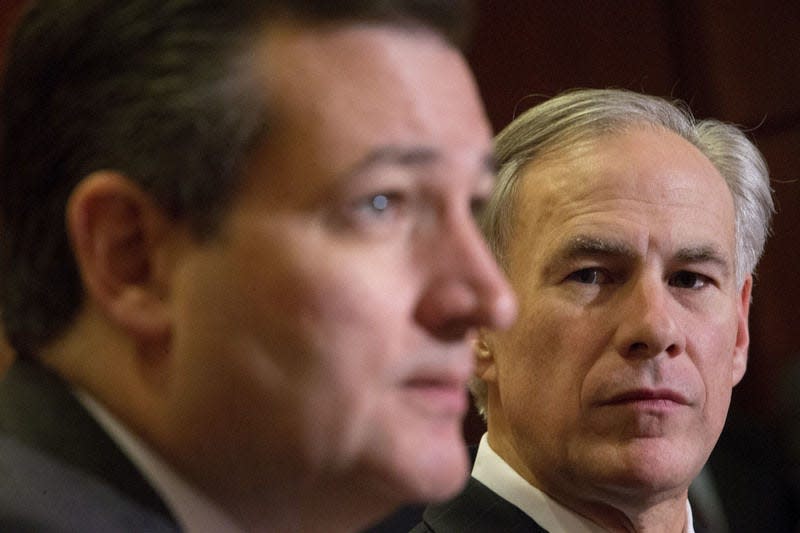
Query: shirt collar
75 390 245 533
471 433 695 533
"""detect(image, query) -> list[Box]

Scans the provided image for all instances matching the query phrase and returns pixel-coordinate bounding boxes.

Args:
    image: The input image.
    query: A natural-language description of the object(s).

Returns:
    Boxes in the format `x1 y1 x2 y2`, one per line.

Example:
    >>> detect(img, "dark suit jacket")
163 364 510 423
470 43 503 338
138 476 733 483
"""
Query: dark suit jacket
410 477 547 533
409 476 716 533
0 360 179 532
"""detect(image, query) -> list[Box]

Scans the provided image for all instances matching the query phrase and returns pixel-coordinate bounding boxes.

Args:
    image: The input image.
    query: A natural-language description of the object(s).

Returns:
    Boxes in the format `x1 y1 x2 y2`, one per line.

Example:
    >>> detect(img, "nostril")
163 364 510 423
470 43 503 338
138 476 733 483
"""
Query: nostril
431 320 472 343
625 341 681 359
665 343 680 357
630 342 648 353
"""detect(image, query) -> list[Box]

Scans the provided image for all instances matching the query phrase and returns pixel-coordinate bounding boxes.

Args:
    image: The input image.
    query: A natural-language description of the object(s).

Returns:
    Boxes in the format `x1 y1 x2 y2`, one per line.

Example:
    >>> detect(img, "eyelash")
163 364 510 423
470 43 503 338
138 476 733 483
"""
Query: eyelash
668 271 712 290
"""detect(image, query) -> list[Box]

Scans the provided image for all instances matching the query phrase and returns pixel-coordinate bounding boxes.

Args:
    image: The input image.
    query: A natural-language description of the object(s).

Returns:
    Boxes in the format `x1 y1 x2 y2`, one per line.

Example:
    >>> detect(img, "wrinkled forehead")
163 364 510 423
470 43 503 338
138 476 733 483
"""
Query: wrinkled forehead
513 126 731 211
506 127 736 263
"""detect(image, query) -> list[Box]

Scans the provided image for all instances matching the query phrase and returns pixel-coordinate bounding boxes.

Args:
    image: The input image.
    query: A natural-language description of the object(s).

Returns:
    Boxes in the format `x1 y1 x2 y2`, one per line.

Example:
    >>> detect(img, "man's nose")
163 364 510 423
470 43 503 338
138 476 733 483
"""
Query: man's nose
612 274 685 359
413 212 517 342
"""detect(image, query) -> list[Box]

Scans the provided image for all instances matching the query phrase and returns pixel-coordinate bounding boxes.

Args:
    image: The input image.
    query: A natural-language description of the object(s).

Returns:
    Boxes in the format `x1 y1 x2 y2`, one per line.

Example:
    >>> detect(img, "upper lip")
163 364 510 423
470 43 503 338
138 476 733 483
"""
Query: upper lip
404 369 471 388
403 359 473 389
600 388 690 406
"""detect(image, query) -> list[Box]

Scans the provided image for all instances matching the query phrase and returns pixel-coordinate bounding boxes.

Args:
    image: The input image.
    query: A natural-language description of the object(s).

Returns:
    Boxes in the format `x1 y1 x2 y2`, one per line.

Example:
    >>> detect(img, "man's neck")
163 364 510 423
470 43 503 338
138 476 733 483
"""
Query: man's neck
75 390 246 533
563 491 690 533
474 434 693 533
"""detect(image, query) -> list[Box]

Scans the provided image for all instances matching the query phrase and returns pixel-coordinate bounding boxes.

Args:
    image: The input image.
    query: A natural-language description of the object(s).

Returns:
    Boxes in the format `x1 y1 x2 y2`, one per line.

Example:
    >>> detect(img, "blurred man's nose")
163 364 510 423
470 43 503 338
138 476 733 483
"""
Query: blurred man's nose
413 212 517 342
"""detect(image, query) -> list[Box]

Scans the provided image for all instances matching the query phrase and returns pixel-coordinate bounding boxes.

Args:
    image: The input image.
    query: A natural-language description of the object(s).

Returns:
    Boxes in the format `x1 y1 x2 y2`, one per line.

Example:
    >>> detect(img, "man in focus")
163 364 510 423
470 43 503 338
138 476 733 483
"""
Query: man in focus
415 88 773 532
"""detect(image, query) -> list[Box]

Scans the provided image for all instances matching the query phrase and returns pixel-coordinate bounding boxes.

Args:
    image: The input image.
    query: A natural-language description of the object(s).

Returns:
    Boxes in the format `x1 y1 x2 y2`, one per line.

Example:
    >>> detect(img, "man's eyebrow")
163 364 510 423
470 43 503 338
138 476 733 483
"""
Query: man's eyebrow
557 235 637 261
555 236 732 274
344 146 439 178
345 145 496 177
674 245 731 274
368 145 437 166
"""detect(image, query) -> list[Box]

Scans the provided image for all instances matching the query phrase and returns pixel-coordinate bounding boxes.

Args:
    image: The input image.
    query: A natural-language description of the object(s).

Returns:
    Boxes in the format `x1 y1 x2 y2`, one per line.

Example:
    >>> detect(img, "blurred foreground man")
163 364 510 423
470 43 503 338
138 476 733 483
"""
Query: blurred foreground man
414 88 773 533
0 1 516 531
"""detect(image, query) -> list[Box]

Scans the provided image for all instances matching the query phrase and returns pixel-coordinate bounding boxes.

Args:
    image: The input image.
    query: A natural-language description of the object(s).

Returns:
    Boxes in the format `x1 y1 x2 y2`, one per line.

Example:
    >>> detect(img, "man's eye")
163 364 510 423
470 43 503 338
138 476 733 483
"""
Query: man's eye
358 193 399 216
566 268 610 285
669 271 709 289
368 194 389 213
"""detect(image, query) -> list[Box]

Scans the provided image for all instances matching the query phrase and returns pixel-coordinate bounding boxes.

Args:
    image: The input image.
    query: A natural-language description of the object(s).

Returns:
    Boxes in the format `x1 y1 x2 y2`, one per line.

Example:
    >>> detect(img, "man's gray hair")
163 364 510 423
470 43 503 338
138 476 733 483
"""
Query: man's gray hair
471 88 774 416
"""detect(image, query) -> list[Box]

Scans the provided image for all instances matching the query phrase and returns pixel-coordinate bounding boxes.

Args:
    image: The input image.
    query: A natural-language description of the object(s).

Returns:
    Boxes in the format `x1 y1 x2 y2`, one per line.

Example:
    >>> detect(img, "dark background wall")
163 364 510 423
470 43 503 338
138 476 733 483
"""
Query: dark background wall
1 1 799 426
0 3 23 75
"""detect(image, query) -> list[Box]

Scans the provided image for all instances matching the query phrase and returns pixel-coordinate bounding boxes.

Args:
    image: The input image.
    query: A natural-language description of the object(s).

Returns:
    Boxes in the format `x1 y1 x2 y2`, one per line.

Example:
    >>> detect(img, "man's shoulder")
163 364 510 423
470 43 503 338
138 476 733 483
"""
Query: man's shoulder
0 435 179 532
411 477 547 533
0 361 178 532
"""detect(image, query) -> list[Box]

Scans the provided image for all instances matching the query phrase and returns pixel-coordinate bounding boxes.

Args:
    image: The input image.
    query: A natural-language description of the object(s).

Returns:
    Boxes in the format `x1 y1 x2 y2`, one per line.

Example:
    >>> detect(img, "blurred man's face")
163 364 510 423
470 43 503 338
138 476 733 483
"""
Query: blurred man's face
161 24 516 521
480 127 750 521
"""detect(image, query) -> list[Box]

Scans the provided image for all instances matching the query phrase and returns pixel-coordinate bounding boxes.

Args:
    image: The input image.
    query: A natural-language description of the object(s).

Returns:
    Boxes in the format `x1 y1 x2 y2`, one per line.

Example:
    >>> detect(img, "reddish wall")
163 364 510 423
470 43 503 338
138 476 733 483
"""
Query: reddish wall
1 1 798 422
0 1 25 73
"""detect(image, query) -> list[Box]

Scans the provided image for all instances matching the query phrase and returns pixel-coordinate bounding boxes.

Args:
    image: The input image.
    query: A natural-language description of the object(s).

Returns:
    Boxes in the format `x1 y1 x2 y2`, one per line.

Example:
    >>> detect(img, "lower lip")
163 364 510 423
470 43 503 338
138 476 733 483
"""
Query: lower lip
404 381 468 416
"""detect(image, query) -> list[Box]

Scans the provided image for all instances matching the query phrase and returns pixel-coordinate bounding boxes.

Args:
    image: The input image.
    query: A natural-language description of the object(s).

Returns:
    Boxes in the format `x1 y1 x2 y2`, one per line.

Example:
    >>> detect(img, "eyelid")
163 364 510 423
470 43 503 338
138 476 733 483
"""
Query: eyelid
325 190 405 233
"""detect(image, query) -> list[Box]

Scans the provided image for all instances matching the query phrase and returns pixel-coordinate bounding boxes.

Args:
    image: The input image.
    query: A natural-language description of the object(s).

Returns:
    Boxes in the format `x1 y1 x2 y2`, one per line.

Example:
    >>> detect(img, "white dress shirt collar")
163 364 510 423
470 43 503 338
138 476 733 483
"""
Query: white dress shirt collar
471 433 695 533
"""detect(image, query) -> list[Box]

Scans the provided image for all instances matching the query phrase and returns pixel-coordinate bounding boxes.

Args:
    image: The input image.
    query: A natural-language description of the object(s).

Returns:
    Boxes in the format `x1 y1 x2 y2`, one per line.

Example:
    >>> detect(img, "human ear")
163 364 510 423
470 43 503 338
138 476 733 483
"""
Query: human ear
474 332 498 383
731 275 752 386
66 172 173 345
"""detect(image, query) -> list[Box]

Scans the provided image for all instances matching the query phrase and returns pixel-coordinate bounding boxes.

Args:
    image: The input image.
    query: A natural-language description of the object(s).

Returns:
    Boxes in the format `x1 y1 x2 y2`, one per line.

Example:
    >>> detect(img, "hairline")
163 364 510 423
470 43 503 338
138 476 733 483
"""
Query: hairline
488 120 753 287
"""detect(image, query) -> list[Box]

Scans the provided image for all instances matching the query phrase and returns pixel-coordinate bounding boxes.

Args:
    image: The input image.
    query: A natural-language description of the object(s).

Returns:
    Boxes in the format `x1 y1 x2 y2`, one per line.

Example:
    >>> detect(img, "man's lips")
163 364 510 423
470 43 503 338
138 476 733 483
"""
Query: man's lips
598 388 691 408
402 373 470 416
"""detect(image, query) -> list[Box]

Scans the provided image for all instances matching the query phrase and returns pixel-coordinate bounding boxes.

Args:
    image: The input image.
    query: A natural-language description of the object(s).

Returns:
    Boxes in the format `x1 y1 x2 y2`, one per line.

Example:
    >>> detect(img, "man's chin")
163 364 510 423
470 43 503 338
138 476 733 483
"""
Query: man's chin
392 437 470 503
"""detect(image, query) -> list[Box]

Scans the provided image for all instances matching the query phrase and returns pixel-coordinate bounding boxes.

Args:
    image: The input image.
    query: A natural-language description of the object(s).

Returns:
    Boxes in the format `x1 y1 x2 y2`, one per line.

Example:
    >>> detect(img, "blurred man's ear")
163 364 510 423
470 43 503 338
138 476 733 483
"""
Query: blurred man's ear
732 275 752 386
66 172 173 347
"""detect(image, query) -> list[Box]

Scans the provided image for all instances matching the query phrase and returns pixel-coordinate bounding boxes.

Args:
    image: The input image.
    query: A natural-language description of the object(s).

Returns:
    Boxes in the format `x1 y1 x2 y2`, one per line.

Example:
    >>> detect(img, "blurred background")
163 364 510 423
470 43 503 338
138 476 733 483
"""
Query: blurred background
2 1 799 528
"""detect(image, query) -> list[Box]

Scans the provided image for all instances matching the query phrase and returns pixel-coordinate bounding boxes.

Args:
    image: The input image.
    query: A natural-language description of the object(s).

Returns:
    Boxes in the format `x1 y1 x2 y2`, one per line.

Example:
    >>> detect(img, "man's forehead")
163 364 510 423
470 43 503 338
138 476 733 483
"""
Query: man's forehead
239 22 493 197
255 22 457 93
511 128 736 235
